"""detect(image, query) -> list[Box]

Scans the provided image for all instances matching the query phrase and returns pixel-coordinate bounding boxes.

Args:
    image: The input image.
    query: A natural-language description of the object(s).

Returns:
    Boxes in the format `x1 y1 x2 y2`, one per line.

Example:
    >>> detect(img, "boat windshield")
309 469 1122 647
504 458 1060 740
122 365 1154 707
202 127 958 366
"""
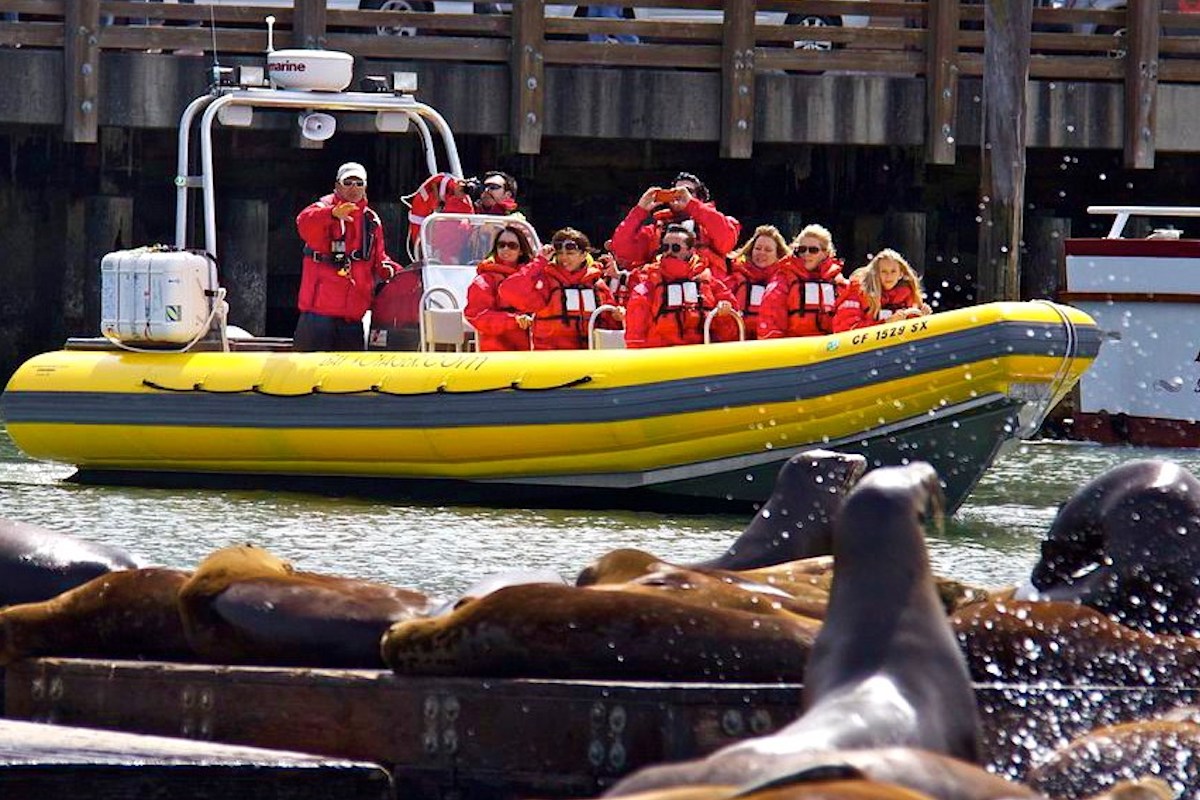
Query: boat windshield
421 213 542 267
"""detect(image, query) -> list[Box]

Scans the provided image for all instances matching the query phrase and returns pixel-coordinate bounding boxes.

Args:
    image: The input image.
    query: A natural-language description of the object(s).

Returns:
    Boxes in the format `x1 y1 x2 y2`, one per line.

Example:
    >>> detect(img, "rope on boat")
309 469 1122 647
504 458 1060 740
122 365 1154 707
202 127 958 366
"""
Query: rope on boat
141 374 595 396
1024 300 1080 436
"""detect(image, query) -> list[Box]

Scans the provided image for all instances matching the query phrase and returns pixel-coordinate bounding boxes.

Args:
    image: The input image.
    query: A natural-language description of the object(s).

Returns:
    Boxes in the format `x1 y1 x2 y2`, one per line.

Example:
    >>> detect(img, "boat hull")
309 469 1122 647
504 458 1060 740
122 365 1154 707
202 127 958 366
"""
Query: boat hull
1 302 1101 512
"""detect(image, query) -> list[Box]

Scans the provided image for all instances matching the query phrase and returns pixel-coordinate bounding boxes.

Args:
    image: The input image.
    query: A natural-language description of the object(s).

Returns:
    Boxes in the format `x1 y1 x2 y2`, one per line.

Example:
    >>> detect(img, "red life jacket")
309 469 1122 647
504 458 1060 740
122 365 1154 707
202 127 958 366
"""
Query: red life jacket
402 173 475 258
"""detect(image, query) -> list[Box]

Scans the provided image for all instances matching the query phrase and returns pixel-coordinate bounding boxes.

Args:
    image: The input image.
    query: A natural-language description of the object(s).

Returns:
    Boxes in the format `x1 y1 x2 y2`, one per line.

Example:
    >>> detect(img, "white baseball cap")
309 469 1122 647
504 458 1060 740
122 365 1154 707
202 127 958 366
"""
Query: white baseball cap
336 162 367 183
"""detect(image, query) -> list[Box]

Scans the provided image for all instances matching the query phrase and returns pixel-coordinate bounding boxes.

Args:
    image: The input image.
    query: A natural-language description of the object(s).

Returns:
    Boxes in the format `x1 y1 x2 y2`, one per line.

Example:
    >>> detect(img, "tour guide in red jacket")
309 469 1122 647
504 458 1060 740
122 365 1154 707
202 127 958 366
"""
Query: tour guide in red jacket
624 225 740 349
295 162 398 351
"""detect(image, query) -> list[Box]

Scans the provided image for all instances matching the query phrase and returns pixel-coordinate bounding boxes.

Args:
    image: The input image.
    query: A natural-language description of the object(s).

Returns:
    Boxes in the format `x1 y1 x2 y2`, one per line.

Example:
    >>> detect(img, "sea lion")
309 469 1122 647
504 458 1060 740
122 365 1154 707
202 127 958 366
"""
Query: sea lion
381 581 818 681
178 544 434 667
951 599 1200 686
691 450 867 571
1027 717 1200 800
597 566 828 621
0 518 144 606
1021 459 1200 635
577 549 833 618
0 567 193 664
606 462 983 796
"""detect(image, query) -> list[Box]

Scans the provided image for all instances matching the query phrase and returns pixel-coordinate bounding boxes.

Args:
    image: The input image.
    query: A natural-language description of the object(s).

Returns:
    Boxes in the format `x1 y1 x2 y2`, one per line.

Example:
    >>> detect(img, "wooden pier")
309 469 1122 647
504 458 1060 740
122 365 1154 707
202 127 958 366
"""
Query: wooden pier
5 658 1200 798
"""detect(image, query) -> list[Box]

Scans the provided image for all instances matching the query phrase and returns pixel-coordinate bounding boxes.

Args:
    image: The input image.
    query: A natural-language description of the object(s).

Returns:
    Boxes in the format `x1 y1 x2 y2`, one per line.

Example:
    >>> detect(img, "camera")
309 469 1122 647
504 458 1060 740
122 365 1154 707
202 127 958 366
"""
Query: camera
461 177 486 203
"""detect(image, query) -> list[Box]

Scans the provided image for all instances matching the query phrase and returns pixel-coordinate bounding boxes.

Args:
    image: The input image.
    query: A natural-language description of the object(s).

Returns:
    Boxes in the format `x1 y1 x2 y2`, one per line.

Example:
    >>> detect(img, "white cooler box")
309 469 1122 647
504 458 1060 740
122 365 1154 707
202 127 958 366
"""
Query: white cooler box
101 248 215 344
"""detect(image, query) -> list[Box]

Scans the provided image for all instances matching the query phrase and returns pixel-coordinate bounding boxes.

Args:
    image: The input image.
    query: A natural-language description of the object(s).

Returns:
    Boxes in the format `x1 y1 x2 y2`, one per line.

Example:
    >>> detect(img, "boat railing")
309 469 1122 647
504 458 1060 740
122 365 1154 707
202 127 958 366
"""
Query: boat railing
1087 205 1200 239
418 287 473 353
588 305 626 351
704 305 746 345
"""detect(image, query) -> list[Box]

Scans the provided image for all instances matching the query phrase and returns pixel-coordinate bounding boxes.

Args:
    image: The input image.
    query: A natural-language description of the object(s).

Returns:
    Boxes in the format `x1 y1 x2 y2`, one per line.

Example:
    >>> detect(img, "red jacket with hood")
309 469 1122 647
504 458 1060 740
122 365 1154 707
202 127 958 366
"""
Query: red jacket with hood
724 256 778 340
498 256 621 350
624 255 741 348
756 255 845 339
831 279 920 332
296 193 395 321
610 198 740 278
465 257 530 351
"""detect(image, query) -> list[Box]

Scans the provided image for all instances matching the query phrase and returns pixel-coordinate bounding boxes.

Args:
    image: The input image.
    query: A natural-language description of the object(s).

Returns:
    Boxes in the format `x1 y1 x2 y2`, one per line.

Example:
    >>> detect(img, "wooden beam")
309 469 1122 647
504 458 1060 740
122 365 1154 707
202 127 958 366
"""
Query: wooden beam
926 0 959 165
510 0 545 155
977 0 1031 303
720 0 756 159
63 0 99 144
293 0 328 50
1124 0 1159 169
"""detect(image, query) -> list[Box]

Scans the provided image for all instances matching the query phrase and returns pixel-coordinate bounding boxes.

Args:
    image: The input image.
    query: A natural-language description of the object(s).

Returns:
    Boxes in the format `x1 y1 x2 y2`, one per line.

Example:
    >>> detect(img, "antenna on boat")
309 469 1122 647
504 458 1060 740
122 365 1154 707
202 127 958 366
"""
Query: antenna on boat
208 2 220 67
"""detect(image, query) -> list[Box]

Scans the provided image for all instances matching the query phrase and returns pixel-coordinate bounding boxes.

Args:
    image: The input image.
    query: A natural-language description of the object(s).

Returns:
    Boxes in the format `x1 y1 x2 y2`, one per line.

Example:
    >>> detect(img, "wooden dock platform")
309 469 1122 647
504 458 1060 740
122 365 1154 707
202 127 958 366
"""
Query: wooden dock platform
6 659 1200 798
0 717 392 799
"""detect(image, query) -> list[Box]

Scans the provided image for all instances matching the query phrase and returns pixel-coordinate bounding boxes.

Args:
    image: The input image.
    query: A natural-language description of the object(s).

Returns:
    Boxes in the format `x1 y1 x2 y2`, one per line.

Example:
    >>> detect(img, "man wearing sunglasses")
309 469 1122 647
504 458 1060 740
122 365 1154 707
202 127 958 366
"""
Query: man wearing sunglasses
295 162 399 352
610 171 740 282
624 225 740 349
472 170 520 216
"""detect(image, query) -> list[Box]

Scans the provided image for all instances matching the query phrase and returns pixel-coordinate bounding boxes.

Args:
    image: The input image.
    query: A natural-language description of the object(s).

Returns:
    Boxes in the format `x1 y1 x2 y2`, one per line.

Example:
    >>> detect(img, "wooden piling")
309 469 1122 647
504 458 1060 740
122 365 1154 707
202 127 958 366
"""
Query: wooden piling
219 199 269 336
926 0 960 166
976 0 1031 303
1024 215 1071 301
294 0 329 50
1124 0 1159 169
720 0 756 160
63 0 100 145
511 0 546 155
64 196 133 338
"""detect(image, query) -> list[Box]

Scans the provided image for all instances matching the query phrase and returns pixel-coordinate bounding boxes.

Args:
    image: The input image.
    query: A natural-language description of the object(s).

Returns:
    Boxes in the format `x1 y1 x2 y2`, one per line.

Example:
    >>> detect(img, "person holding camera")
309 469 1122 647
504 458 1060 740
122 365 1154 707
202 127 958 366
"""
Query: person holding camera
468 171 521 216
623 224 740 349
610 172 740 279
294 162 398 352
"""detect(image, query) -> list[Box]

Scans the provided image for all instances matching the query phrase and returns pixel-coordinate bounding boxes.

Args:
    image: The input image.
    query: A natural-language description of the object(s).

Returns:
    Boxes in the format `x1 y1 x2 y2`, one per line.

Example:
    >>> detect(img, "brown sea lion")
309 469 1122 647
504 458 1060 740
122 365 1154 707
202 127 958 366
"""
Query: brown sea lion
606 463 984 797
691 450 867 571
1020 459 1200 636
1027 717 1199 800
381 581 818 681
178 544 434 667
596 566 828 621
0 518 144 606
951 599 1200 686
577 550 833 619
0 567 193 665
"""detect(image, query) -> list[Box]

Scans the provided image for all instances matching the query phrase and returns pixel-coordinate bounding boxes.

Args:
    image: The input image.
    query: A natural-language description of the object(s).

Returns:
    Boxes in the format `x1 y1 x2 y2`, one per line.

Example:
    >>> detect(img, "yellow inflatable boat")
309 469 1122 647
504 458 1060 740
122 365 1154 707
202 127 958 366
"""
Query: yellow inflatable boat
2 301 1099 512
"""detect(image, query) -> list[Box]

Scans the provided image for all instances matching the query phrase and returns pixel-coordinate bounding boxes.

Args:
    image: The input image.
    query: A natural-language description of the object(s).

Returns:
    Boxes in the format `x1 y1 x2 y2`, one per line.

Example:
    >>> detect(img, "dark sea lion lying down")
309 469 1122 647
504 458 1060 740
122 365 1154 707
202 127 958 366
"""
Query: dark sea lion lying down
178 544 435 667
0 518 143 606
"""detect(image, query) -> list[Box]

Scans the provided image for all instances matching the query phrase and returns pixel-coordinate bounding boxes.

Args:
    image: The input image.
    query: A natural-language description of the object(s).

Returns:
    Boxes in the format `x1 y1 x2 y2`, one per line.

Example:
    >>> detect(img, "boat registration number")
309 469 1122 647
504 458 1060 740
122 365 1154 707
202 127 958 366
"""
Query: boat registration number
850 319 928 346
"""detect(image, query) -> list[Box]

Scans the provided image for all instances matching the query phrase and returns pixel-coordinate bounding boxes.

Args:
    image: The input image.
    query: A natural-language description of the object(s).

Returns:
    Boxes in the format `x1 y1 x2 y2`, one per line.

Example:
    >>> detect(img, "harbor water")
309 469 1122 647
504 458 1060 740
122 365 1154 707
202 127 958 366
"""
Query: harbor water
2 428 1198 601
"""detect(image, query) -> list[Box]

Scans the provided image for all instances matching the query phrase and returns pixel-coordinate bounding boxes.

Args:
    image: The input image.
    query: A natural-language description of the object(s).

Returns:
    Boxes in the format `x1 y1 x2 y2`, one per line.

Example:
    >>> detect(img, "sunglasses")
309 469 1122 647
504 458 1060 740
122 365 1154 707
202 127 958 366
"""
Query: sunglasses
340 179 365 188
554 241 583 252
496 241 521 251
483 182 507 192
662 242 688 254
799 245 824 255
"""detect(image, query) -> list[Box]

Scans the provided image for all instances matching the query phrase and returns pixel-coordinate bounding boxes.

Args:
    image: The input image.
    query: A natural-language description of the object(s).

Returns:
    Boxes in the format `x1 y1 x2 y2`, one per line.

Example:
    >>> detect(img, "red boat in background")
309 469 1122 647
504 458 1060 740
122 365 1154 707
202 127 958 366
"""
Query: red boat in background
1057 205 1200 446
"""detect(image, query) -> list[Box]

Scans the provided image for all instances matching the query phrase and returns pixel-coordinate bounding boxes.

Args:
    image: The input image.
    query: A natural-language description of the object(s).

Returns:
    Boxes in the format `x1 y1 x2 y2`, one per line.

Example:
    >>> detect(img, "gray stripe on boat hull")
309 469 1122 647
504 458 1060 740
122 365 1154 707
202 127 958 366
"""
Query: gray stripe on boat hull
2 321 1101 429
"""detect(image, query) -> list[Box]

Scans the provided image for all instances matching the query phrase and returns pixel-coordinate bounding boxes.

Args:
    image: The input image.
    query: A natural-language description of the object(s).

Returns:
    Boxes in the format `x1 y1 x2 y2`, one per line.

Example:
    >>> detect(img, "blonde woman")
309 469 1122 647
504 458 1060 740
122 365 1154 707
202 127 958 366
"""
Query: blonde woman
756 223 845 339
832 248 930 332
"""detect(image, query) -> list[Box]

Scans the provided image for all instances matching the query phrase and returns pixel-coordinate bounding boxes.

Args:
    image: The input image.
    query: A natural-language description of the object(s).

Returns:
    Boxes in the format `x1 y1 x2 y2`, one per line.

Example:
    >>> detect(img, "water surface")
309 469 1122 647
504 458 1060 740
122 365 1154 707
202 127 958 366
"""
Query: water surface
2 430 1196 600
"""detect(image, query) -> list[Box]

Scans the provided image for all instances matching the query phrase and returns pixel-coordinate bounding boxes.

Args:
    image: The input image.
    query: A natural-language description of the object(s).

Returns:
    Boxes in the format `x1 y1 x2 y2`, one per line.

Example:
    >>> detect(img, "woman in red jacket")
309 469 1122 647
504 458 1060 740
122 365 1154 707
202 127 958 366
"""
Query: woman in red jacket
464 226 535 351
499 228 623 350
832 248 932 332
755 224 846 339
624 225 740 349
726 225 790 339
